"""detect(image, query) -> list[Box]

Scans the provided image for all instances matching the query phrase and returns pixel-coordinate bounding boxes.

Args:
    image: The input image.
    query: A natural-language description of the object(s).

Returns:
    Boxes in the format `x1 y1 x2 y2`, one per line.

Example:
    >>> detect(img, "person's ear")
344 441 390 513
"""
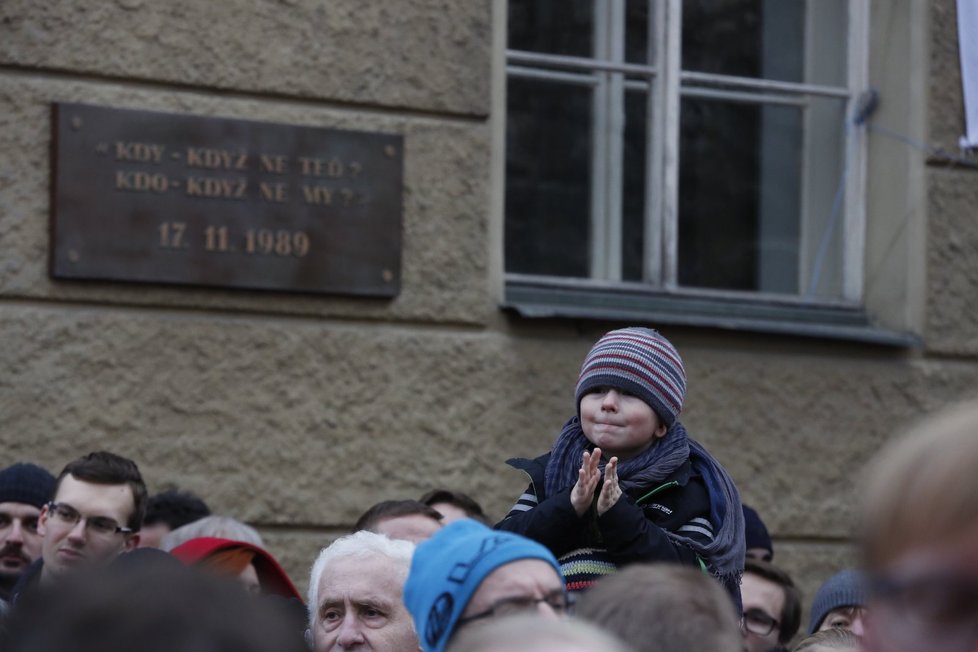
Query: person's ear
654 422 668 439
124 533 140 551
37 503 50 537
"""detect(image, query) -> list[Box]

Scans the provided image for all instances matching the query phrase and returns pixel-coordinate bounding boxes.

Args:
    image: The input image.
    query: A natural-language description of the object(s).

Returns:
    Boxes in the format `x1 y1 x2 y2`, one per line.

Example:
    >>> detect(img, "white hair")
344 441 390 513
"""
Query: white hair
307 531 415 629
161 515 263 551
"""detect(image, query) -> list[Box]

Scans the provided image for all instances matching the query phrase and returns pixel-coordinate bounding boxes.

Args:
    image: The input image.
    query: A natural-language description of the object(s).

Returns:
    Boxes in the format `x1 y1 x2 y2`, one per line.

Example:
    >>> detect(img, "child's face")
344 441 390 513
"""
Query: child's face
579 387 667 460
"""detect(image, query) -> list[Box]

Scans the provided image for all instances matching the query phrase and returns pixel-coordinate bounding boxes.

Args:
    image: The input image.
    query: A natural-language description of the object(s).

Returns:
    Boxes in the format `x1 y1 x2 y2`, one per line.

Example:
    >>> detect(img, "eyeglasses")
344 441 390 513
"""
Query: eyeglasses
0 513 40 535
45 502 133 537
457 589 570 626
742 608 780 637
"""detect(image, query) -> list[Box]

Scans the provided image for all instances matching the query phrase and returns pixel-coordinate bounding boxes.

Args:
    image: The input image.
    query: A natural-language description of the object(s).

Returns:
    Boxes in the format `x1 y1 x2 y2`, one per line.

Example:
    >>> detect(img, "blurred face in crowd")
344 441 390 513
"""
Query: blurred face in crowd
818 606 866 636
37 475 138 582
0 502 43 582
741 571 784 652
863 530 978 652
238 561 261 594
372 514 441 544
457 559 567 634
746 547 773 563
428 502 469 525
136 522 171 549
311 552 419 652
579 387 667 460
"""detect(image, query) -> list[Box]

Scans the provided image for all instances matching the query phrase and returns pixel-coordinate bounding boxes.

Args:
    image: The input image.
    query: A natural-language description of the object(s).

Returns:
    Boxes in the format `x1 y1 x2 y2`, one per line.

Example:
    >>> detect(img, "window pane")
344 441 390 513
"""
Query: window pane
678 98 765 291
677 95 847 297
625 0 652 64
505 78 593 277
798 96 848 300
509 0 593 57
682 0 847 86
623 87 649 282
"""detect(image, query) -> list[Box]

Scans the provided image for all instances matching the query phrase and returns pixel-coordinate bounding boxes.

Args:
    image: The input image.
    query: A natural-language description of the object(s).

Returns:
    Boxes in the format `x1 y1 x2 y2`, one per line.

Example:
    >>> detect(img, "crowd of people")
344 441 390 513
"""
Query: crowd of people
1 326 976 651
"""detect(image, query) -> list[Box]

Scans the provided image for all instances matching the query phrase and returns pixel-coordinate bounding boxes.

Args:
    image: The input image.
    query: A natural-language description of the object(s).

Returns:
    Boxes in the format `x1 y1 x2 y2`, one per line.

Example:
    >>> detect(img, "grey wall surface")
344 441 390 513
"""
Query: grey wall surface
2 0 977 628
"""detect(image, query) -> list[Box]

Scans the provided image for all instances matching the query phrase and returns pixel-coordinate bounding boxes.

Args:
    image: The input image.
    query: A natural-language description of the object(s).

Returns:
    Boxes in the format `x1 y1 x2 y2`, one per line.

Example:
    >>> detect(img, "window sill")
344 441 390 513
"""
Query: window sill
502 276 921 348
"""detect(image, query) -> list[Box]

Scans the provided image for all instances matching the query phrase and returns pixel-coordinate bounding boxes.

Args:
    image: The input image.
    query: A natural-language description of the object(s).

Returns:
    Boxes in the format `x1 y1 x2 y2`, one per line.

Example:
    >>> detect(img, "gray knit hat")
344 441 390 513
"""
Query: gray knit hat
0 463 56 508
575 327 686 427
807 570 867 634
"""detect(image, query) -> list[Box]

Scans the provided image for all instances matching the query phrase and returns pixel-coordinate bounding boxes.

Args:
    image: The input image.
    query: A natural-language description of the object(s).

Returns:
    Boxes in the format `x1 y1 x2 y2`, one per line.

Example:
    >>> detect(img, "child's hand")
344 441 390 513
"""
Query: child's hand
570 448 602 516
596 456 621 516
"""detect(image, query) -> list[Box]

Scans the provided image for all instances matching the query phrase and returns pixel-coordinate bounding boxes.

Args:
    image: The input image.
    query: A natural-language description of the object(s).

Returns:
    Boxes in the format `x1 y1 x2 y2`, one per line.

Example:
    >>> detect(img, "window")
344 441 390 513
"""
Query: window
504 0 880 336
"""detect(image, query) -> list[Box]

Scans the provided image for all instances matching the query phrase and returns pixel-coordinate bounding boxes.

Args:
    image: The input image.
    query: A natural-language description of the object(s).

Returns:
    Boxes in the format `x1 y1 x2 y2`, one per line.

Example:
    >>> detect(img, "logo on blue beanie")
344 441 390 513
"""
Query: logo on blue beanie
425 593 455 647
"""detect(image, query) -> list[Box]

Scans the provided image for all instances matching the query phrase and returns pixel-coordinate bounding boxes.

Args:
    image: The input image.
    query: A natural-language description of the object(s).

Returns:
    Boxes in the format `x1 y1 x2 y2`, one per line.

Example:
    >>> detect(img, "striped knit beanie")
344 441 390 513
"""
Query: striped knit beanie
575 327 686 427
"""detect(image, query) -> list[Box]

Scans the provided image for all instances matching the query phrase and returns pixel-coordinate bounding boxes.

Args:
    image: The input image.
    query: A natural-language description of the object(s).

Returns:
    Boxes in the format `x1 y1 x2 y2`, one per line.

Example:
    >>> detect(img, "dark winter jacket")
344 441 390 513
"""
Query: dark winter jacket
496 453 713 576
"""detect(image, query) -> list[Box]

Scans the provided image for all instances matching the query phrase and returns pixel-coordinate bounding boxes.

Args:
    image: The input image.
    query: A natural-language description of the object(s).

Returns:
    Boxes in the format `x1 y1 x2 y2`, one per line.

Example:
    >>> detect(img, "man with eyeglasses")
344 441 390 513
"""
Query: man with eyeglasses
11 451 146 601
0 463 56 608
740 557 801 652
404 519 566 652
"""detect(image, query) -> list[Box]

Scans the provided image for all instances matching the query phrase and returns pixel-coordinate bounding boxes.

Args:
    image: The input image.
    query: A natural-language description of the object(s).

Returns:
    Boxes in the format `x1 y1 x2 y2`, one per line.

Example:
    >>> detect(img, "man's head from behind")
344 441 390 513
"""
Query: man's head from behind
575 563 741 652
740 558 801 652
139 489 210 549
859 400 978 652
419 490 490 526
38 451 147 581
2 550 306 652
355 500 444 543
404 519 566 652
447 614 631 652
307 530 418 652
0 463 56 591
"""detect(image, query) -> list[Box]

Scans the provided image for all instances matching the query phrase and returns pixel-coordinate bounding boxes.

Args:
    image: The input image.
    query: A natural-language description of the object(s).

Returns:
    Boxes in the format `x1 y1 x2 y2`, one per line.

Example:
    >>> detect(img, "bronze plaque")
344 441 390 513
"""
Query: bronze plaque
50 103 403 296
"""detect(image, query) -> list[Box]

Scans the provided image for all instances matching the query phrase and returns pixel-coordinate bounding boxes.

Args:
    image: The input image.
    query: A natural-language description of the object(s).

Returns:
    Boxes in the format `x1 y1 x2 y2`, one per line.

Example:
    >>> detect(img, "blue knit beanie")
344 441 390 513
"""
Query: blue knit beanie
404 519 563 652
807 570 867 634
575 327 686 427
0 463 56 508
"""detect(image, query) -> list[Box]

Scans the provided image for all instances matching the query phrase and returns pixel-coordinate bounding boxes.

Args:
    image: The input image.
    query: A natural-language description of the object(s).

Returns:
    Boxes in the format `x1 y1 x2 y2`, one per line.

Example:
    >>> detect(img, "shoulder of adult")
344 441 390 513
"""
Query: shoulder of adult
10 558 44 605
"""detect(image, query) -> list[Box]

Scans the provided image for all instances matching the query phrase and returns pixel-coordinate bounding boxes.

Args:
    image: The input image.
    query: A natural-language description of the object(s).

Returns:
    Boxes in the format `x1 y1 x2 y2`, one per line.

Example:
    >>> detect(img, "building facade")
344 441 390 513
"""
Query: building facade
1 0 975 610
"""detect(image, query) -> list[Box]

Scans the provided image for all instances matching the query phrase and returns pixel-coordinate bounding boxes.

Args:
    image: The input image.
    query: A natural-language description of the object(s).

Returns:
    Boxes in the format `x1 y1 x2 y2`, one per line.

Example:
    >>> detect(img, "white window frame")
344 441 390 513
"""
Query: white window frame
505 0 870 306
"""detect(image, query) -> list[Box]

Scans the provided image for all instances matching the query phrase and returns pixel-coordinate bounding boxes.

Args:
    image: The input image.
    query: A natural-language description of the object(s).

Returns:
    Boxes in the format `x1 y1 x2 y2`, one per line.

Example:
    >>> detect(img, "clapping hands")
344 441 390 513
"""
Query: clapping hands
570 448 621 517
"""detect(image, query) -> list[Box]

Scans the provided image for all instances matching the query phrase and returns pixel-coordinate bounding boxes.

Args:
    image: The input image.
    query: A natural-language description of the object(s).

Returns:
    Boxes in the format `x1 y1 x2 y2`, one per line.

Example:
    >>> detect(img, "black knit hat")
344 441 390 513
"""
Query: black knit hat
0 463 56 508
743 505 773 559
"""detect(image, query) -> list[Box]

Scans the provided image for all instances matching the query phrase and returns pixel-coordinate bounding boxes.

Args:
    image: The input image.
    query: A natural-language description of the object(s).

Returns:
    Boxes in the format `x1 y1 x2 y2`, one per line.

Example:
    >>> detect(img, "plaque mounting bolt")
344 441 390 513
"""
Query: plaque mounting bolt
71 117 83 130
382 269 393 282
384 145 397 158
68 250 80 263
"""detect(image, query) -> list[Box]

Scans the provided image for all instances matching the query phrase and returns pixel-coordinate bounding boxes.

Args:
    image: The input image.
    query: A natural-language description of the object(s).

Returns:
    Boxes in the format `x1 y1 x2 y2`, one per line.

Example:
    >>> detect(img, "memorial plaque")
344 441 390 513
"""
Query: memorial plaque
50 103 403 297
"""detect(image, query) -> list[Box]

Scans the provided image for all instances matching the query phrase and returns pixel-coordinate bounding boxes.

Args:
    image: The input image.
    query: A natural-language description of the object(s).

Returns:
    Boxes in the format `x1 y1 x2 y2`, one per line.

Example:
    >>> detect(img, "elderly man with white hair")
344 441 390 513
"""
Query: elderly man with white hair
307 530 420 652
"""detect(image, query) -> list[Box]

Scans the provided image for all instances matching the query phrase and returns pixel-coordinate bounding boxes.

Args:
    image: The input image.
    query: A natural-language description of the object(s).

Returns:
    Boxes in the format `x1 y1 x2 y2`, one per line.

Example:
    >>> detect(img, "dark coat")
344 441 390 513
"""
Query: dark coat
495 452 712 568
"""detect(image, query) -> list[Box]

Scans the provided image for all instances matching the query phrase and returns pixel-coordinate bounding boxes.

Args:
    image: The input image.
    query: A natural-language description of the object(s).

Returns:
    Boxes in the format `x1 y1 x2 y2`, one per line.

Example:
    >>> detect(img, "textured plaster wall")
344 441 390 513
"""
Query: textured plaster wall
0 78 491 324
0 0 496 593
0 0 489 116
1 0 977 622
925 0 978 355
